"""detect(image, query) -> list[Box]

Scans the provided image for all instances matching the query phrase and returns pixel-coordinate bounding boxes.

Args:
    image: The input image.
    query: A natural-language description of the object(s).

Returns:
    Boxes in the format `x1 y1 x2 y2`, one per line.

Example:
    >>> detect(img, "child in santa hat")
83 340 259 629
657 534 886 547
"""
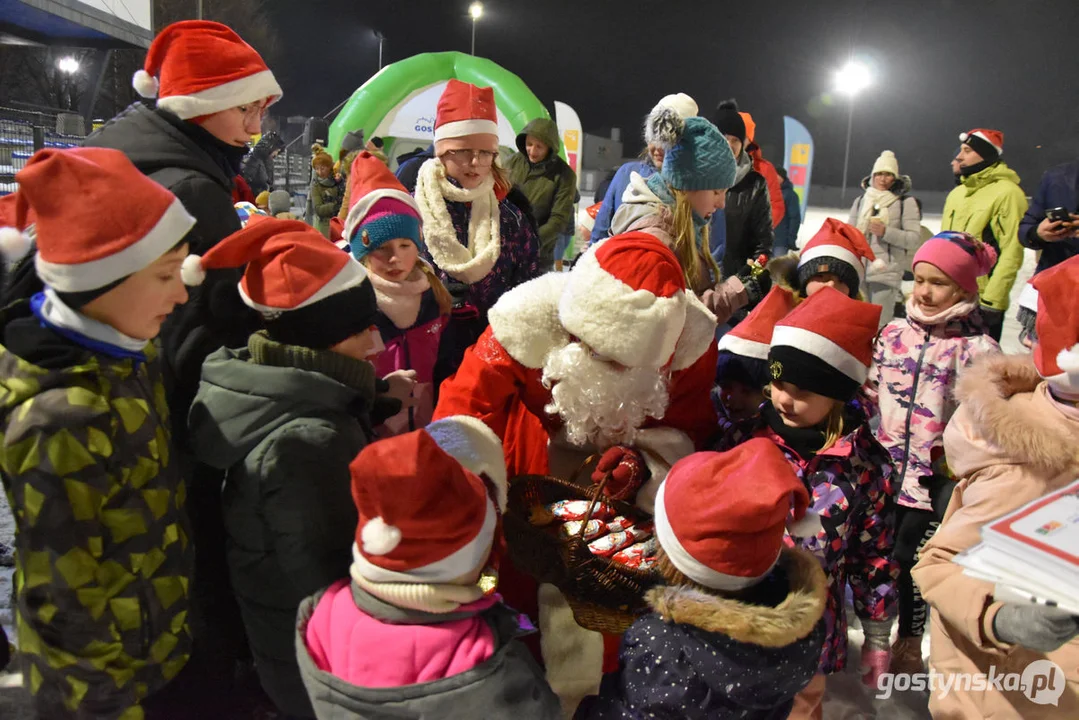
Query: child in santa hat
342 151 452 435
0 148 196 718
912 255 1079 718
185 216 413 717
296 417 561 719
864 230 1000 675
310 143 343 239
577 439 828 719
717 288 898 719
770 217 876 304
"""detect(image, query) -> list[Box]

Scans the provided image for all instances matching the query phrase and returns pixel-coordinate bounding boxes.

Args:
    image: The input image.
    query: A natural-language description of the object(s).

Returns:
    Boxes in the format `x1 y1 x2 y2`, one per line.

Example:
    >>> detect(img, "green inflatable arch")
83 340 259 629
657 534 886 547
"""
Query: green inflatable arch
328 51 554 160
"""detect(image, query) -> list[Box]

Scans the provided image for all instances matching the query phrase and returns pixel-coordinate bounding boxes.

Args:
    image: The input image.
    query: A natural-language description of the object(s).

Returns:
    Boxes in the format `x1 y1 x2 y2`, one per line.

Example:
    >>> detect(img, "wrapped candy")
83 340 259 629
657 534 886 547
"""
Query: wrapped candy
606 516 635 533
546 499 616 522
612 538 657 568
588 524 652 558
559 519 609 541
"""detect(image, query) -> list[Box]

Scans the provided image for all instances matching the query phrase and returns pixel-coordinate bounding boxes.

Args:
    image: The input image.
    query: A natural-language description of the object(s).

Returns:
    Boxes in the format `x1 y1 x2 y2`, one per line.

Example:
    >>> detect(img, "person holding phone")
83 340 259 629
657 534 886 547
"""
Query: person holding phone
1019 158 1079 274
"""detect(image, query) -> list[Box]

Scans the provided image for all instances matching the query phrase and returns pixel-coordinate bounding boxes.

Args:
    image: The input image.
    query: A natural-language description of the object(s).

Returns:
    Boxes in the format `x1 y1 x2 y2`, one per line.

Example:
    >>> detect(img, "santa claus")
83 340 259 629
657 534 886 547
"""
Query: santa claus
433 232 718 712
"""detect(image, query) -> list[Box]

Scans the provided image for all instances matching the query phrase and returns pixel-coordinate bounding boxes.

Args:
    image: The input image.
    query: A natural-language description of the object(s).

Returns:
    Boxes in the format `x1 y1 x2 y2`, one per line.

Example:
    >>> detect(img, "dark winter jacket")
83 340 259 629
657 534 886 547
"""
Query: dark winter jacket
242 132 283 196
577 548 828 720
506 118 578 267
775 175 802 253
723 154 774 277
187 333 378 717
83 103 261 451
0 301 193 719
1018 160 1079 273
395 144 435 194
311 176 343 238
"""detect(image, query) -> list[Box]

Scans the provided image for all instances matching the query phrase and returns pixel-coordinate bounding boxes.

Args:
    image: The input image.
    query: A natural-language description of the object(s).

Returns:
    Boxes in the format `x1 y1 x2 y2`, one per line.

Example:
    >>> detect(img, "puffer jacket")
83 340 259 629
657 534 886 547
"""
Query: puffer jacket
577 548 828 720
941 161 1028 311
865 299 999 510
848 175 925 287
0 301 193 719
719 404 898 674
912 355 1079 719
188 333 378 717
297 581 561 719
506 118 578 268
723 153 774 277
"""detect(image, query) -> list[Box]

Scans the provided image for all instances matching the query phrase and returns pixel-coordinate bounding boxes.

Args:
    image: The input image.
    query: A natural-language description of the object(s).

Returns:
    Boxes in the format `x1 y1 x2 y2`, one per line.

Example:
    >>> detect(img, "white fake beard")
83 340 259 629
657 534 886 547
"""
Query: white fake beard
541 341 670 448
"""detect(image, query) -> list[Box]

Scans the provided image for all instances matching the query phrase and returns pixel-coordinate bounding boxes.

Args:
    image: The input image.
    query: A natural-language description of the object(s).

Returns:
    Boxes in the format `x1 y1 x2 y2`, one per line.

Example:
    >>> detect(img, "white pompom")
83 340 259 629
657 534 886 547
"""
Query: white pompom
132 69 159 99
361 517 402 556
0 226 31 261
1057 344 1079 373
180 254 206 286
787 510 823 538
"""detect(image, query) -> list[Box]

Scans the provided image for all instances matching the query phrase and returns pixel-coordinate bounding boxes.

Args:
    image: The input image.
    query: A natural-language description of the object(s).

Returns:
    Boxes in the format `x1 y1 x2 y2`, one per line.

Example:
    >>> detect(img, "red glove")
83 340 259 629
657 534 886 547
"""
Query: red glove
861 648 891 689
591 446 647 501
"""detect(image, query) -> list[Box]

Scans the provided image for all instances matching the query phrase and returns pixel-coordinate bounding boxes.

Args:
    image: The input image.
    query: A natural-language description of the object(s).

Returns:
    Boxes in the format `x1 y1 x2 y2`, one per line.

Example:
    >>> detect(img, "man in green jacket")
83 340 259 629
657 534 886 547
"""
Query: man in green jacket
941 128 1028 341
507 118 578 270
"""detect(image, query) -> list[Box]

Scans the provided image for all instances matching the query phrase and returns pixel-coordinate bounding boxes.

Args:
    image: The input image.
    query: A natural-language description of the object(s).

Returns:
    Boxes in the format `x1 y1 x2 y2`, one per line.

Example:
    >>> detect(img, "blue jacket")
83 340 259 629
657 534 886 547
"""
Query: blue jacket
591 160 655 243
1018 160 1079 273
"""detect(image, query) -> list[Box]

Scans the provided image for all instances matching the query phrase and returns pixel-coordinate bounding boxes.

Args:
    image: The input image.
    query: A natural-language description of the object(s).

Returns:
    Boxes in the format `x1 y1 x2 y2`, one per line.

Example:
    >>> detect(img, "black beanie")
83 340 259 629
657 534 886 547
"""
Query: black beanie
713 99 747 144
715 350 771 389
265 280 380 350
797 256 861 299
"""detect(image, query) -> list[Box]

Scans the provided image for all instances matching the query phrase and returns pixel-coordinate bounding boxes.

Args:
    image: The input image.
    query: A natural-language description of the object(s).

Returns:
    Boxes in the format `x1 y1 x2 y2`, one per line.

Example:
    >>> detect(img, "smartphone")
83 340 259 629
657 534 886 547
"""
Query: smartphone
1046 207 1072 223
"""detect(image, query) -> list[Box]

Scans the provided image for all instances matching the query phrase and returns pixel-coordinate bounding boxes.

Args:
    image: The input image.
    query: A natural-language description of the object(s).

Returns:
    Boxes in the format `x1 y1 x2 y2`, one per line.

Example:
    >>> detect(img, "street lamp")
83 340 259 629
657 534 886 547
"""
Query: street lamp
374 30 385 70
834 60 872 202
57 56 80 74
469 2 483 56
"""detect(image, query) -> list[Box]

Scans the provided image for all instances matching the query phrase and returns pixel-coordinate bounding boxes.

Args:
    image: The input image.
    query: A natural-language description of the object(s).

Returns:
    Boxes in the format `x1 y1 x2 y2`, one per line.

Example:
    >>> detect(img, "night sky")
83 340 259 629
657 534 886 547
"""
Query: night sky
265 0 1079 192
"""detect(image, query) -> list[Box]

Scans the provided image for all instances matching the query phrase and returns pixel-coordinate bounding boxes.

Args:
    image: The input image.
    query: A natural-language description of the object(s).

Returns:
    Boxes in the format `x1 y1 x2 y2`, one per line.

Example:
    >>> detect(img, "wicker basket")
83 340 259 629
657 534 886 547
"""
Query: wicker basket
504 466 658 633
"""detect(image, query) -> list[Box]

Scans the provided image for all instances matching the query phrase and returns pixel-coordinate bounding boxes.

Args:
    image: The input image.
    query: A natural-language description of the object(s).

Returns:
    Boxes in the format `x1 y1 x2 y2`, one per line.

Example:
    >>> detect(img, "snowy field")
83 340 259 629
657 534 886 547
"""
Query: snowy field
0 206 1038 716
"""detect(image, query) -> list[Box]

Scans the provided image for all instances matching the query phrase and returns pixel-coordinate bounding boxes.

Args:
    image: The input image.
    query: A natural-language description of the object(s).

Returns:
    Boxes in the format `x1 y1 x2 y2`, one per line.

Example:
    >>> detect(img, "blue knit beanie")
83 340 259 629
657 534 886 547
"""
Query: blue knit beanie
661 116 737 191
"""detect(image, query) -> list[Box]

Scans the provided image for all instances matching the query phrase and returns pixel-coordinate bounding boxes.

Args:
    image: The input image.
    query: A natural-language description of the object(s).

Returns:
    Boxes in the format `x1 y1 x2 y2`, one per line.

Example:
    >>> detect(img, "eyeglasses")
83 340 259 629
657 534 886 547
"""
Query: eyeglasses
441 149 498 166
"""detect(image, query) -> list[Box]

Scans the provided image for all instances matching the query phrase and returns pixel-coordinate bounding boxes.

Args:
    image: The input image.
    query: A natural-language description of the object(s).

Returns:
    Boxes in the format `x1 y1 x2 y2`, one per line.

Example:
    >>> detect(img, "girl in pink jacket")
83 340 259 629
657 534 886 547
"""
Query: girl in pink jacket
341 152 451 436
865 230 999 675
296 416 560 719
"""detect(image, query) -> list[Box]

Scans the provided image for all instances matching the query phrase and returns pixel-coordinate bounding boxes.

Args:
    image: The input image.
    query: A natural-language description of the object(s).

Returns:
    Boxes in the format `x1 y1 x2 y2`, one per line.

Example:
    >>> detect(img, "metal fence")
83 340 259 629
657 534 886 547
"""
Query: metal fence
0 107 84 196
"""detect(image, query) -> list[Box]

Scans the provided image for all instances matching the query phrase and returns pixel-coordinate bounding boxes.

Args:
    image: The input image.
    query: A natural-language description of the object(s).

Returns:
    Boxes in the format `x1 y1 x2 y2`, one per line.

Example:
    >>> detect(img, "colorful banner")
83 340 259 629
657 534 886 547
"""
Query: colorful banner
553 101 583 188
783 116 814 219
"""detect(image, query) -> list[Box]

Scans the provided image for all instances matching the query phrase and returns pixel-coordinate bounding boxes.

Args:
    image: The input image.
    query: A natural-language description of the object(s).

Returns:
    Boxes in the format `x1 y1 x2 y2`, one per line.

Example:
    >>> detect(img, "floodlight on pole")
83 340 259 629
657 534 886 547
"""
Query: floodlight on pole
374 30 385 70
57 56 80 74
834 60 872 202
469 2 483 55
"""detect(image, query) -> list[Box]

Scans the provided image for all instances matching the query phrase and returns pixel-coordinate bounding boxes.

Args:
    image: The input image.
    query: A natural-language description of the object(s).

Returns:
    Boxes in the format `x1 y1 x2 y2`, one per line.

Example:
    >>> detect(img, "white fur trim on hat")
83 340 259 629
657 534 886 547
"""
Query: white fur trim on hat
488 273 571 369
132 69 160 99
0 226 32 262
631 427 695 514
351 499 498 584
343 188 420 245
238 257 368 315
1018 282 1039 312
717 333 770 361
361 516 402 555
798 243 866 282
771 325 869 384
426 416 508 511
654 481 779 591
434 118 499 142
1046 343 1079 400
35 198 195 293
156 69 283 120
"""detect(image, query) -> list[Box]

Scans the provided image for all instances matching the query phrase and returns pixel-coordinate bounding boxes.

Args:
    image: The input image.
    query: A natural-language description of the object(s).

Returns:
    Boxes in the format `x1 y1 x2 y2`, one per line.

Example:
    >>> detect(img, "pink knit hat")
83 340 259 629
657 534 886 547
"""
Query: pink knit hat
911 231 997 294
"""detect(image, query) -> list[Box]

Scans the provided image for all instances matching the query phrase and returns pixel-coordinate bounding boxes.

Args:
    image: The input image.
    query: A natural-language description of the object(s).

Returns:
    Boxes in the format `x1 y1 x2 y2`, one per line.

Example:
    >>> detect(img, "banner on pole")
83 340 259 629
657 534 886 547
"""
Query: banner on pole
554 101 583 188
783 116 814 219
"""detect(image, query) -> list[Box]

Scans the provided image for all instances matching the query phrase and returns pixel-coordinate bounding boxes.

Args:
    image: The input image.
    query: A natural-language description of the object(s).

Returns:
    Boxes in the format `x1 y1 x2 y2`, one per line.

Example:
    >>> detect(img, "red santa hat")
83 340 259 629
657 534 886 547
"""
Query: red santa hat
768 286 880 401
342 152 422 255
133 20 282 121
559 234 689 369
434 79 499 143
2 148 194 296
1032 255 1079 400
797 218 876 298
718 286 797 361
181 216 378 349
959 128 1004 161
0 192 35 261
578 202 602 233
655 439 809 591
350 416 507 584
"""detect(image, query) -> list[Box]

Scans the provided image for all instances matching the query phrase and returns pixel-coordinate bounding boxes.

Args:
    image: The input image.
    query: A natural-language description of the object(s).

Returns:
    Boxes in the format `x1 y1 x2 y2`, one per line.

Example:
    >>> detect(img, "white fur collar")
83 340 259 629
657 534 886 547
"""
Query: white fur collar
369 267 430 329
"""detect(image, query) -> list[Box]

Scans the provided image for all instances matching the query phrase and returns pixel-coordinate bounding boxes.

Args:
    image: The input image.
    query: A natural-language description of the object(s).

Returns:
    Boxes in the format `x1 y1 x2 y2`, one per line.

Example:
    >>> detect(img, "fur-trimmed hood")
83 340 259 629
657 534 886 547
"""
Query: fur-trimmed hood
646 547 826 648
950 353 1079 477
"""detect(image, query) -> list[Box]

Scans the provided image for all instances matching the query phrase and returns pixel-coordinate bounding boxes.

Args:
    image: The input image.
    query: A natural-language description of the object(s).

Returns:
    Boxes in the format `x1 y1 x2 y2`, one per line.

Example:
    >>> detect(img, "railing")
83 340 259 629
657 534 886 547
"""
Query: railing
0 107 84 196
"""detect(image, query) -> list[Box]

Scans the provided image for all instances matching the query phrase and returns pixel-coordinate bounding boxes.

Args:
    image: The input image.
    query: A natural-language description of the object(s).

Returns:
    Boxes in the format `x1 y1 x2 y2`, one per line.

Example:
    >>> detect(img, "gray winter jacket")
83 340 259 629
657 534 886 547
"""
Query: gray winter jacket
848 175 925 287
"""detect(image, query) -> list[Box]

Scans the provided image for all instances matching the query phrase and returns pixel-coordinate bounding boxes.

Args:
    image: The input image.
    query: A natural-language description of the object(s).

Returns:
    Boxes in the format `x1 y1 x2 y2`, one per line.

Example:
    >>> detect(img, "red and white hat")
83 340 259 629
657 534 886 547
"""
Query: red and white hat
959 128 1004 161
434 79 499 143
1032 255 1079 400
559 234 688 369
350 416 507 584
655 439 809 591
797 218 876 297
3 148 194 294
133 20 282 121
0 191 35 260
181 216 378 348
768 286 880 401
718 286 797 360
578 202 602 233
342 151 422 250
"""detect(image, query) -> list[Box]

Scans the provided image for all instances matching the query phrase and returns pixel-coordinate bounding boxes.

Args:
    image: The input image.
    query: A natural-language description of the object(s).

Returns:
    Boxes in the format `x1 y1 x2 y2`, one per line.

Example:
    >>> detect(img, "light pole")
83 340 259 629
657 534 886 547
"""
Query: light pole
57 56 80 74
374 30 385 70
834 60 871 202
469 2 483 56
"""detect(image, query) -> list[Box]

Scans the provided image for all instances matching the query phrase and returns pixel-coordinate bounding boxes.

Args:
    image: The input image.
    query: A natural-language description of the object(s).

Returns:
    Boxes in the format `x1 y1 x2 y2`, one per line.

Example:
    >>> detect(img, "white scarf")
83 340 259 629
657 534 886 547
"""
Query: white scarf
856 186 900 235
39 288 149 352
415 158 501 285
350 562 485 614
368 265 431 329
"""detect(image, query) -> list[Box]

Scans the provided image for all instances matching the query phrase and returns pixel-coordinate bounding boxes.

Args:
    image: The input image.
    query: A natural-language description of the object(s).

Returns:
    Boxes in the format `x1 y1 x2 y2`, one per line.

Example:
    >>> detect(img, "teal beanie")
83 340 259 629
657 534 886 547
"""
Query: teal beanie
661 116 737 191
